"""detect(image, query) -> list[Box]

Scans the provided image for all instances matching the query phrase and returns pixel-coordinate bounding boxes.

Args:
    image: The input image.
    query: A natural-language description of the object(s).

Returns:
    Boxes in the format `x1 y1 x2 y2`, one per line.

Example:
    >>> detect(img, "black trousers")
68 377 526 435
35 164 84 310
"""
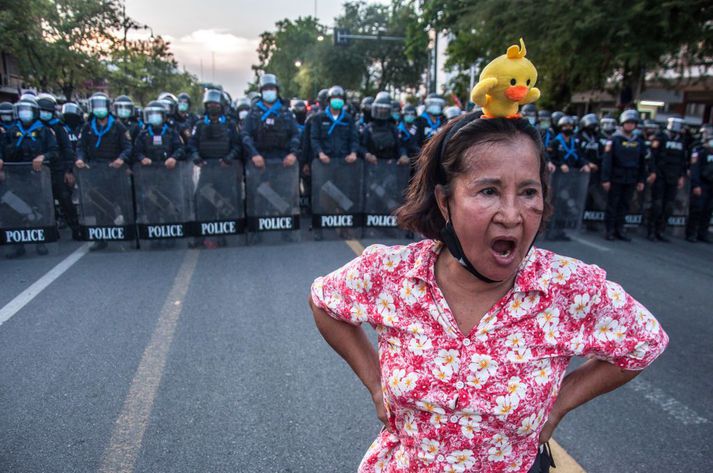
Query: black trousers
527 442 556 473
605 182 635 234
648 174 679 235
51 171 78 228
686 181 713 239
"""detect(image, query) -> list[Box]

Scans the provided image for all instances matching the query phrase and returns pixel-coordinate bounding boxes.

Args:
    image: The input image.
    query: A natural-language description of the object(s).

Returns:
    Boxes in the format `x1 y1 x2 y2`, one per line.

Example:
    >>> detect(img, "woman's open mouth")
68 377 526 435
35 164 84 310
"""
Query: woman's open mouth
490 238 517 266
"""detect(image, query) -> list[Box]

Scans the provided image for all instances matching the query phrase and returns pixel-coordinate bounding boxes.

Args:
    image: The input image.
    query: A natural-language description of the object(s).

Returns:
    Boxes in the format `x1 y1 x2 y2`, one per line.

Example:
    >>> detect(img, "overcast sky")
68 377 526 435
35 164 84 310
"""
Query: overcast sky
125 0 388 97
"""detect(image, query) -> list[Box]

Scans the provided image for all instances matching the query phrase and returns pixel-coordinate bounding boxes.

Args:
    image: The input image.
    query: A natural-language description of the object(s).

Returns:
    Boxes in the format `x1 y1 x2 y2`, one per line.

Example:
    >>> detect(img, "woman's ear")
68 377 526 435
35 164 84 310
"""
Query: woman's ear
434 184 449 222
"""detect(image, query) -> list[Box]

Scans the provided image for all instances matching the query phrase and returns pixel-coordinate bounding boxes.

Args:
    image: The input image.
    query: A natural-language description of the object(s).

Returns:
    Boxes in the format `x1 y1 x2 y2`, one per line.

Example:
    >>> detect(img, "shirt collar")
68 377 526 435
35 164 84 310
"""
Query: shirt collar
405 239 551 295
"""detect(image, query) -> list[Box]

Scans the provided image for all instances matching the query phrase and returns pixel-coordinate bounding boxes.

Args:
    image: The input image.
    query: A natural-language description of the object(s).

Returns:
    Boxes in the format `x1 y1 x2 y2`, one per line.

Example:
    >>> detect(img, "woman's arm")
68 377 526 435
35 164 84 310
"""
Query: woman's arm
539 359 640 444
309 297 391 431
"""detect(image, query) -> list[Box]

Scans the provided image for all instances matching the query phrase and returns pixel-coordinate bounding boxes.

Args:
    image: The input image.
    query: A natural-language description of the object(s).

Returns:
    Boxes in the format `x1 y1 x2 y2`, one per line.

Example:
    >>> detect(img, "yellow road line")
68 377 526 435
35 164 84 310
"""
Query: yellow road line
345 239 587 473
99 250 200 473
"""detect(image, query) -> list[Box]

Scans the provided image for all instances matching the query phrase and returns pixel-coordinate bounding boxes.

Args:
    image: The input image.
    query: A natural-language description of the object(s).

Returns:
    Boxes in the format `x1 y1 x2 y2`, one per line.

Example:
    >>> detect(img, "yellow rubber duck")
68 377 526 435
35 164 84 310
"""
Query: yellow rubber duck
470 38 540 119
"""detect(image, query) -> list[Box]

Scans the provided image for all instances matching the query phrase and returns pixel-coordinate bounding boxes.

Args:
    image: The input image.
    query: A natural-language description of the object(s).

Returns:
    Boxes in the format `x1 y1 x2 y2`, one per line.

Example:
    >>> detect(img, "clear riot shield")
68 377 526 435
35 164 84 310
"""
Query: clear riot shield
582 171 608 230
191 160 245 247
0 163 58 257
245 160 300 243
75 164 136 248
133 161 194 248
363 159 410 239
311 159 364 240
547 170 590 236
667 179 690 237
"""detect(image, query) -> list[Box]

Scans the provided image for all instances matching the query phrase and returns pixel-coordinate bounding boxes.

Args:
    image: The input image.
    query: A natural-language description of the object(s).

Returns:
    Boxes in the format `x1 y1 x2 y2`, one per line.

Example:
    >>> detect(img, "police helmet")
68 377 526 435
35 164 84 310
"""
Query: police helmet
551 111 565 128
87 92 111 114
292 100 307 114
371 94 392 120
328 86 345 100
234 97 251 112
619 109 640 125
425 94 446 116
260 74 279 91
361 96 374 112
600 117 616 133
580 113 599 130
444 106 462 120
36 93 57 113
61 102 82 118
642 119 659 134
19 92 37 102
557 115 575 128
113 95 135 119
666 117 684 134
14 96 40 123
521 103 537 118
0 101 14 122
143 100 167 125
177 92 191 112
158 92 177 116
317 88 329 107
537 109 551 120
203 89 224 113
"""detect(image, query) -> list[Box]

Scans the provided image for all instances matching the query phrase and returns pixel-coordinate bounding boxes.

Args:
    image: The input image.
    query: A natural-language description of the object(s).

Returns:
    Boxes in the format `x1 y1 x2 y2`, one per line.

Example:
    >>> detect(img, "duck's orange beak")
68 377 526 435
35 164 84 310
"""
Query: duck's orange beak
505 85 528 102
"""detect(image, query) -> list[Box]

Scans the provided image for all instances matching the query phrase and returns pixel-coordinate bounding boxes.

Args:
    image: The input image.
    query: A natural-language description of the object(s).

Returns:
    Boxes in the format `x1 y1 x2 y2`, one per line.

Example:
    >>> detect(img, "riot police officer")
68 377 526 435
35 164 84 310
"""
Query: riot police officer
113 95 142 144
37 93 81 240
443 105 462 123
600 116 617 140
60 102 85 144
537 109 556 173
648 117 688 241
1 96 58 257
397 103 420 162
310 85 359 166
158 92 179 129
188 89 242 165
390 100 401 124
686 130 713 243
601 109 650 241
234 97 251 130
578 113 604 231
241 74 299 170
175 92 199 143
0 101 15 132
292 100 308 136
134 100 185 168
521 104 537 127
415 93 445 147
361 93 408 165
358 96 374 135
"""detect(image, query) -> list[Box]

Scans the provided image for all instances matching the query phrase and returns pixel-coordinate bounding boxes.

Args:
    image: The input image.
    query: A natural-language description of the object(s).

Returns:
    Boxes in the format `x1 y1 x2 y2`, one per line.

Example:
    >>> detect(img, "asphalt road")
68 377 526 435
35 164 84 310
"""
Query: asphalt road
0 226 711 472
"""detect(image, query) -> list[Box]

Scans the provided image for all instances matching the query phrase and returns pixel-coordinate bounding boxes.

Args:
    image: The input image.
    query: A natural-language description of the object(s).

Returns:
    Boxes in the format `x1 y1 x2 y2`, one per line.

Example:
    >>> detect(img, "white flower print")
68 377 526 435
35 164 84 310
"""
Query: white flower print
506 376 527 400
403 411 418 436
569 328 586 355
388 369 418 396
469 354 499 378
532 359 552 385
416 400 445 415
399 372 419 394
466 372 486 389
475 316 496 342
432 366 451 382
611 320 628 342
491 433 509 446
408 335 433 355
350 302 368 323
568 293 592 320
413 280 427 299
537 306 560 328
430 412 447 428
400 280 419 306
458 413 482 439
552 268 571 285
606 282 626 308
544 325 560 345
494 395 519 418
419 438 441 462
435 349 461 376
524 292 541 309
382 252 402 272
394 445 409 468
354 273 372 293
506 458 524 472
446 449 475 471
345 267 359 290
488 441 513 462
376 292 396 316
505 332 526 348
507 347 533 363
387 337 401 354
517 413 540 436
594 317 619 342
407 322 425 335
507 294 529 317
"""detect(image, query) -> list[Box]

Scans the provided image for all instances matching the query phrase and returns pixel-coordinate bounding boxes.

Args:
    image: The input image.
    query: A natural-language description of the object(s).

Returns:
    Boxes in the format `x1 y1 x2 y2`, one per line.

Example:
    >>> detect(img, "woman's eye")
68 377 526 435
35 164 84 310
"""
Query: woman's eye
523 188 539 197
480 188 497 196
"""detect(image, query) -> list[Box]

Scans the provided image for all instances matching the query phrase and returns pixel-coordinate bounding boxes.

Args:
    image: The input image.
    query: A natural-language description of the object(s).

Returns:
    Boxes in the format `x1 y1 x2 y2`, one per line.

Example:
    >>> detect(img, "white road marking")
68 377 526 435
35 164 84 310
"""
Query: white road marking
98 249 200 473
0 243 89 327
628 378 709 425
569 235 612 252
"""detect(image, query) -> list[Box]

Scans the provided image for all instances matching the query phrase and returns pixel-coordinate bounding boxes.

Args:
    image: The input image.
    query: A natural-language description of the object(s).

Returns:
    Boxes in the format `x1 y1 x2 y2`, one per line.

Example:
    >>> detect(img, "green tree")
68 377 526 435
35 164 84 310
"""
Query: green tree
422 0 713 108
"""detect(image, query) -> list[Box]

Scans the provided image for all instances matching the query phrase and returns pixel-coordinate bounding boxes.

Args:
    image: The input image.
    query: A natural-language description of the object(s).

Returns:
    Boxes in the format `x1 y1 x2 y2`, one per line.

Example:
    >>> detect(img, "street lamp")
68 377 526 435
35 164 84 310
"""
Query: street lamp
294 60 302 68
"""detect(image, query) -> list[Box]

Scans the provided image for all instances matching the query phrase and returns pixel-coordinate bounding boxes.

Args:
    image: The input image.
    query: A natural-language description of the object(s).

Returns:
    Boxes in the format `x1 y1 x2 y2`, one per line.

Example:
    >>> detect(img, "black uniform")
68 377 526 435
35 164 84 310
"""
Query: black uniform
414 113 442 148
686 146 713 241
187 115 242 163
241 99 300 161
174 112 199 144
397 120 420 161
44 118 80 234
76 115 132 163
2 120 58 164
361 120 405 160
134 124 186 163
540 127 556 164
601 132 648 237
649 131 688 237
551 133 588 170
310 107 359 161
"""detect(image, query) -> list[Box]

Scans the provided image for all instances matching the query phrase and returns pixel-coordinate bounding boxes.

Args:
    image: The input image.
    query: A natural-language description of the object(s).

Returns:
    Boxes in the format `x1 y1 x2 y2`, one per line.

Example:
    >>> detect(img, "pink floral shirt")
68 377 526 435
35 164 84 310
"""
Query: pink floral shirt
311 239 668 473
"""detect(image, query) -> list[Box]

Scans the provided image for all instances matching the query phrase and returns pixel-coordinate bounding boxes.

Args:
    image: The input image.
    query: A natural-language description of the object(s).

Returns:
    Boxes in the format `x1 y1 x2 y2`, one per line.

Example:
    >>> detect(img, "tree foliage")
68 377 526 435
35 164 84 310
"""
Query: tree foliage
422 0 713 108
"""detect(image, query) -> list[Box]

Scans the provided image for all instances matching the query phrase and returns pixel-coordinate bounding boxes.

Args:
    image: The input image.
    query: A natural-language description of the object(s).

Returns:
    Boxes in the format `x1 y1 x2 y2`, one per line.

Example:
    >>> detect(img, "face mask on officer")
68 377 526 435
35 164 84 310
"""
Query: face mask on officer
93 107 108 119
116 108 131 119
1 114 12 123
392 112 400 121
330 98 344 110
206 104 222 117
147 113 164 127
527 116 537 126
404 114 416 124
427 104 442 116
539 120 550 130
40 111 54 122
262 89 277 104
239 110 248 120
18 110 35 124
178 102 189 113
561 127 573 136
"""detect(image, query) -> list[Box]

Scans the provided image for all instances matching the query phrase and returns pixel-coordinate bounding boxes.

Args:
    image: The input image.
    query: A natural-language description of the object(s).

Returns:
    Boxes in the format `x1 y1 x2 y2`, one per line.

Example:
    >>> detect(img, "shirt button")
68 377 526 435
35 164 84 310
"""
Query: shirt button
456 381 465 389
463 338 471 346
450 415 458 423
437 454 445 462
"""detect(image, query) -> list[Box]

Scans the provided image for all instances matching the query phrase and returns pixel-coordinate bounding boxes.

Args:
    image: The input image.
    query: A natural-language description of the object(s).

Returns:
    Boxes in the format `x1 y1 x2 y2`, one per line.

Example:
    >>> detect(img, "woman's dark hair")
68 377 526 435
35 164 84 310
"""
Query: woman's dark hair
397 115 551 240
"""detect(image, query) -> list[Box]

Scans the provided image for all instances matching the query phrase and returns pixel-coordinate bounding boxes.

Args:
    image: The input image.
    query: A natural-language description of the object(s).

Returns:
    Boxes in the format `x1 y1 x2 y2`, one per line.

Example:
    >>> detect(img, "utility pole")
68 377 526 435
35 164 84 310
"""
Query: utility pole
212 51 215 82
